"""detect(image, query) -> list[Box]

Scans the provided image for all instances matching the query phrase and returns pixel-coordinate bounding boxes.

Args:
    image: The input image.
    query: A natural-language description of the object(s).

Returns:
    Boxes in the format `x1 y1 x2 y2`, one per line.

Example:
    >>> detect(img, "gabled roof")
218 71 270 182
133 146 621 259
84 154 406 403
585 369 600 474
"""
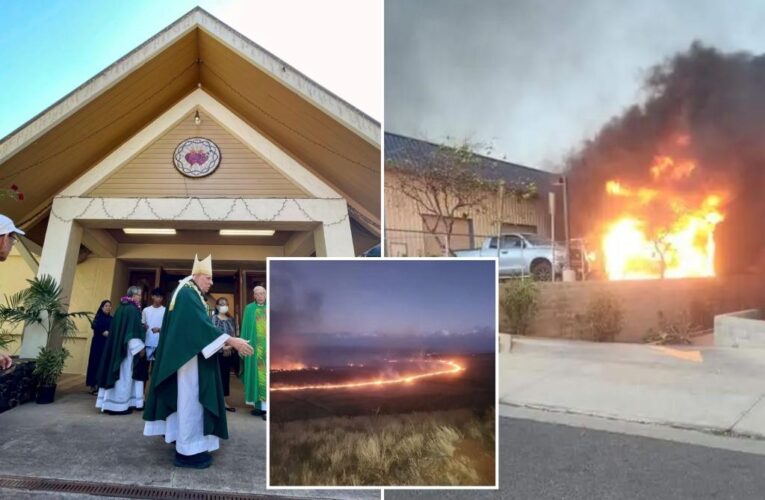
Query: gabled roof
385 132 559 187
0 7 380 236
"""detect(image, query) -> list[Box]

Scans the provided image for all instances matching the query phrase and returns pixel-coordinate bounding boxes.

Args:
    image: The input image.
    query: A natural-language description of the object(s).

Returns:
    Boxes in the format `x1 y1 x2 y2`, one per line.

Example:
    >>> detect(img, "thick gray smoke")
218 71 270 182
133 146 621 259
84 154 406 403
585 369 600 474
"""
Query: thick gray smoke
566 43 765 274
269 270 325 363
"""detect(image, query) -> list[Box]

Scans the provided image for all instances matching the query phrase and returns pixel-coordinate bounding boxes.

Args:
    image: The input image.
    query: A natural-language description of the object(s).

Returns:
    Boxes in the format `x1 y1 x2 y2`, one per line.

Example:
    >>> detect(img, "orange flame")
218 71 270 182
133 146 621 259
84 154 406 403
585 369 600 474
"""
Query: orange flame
270 359 464 392
650 156 696 181
271 361 320 371
271 361 306 371
606 181 658 204
601 153 725 280
606 180 628 196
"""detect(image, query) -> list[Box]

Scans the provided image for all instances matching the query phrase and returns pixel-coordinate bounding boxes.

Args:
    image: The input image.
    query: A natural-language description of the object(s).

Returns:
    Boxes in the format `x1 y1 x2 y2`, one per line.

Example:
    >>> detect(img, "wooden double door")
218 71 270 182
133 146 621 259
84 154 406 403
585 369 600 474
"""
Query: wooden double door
127 267 266 330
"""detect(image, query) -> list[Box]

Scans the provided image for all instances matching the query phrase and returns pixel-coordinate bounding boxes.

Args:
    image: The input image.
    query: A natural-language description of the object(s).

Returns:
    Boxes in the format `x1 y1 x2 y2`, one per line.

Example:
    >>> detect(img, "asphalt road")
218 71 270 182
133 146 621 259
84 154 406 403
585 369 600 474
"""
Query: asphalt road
4 405 765 499
386 417 765 500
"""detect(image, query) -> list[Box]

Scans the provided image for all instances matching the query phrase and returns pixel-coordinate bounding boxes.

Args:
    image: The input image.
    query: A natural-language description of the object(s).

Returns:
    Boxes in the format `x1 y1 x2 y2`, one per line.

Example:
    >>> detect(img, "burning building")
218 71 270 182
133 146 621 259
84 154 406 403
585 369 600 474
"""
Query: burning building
567 42 765 280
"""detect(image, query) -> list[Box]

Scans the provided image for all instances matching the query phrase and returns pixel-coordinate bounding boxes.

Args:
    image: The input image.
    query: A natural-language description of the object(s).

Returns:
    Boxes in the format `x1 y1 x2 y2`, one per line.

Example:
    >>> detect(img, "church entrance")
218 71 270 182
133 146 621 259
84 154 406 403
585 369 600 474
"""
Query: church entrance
126 264 266 329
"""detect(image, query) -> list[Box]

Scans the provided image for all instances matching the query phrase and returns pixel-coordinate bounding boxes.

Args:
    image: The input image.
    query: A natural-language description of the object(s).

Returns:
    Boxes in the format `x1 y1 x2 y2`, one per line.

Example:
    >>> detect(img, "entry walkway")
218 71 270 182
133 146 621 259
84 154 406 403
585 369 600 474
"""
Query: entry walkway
0 375 378 499
500 336 765 438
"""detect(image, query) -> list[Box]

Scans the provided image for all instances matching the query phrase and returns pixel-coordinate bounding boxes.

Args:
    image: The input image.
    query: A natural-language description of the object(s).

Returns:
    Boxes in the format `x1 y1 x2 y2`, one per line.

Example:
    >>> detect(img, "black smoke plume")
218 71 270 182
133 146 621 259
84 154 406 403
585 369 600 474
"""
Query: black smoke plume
566 42 765 274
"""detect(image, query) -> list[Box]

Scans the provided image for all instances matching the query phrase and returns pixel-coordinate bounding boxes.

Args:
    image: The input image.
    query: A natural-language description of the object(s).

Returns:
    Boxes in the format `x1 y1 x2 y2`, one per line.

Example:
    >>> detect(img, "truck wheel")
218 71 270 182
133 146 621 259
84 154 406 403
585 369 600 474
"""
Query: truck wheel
531 260 552 281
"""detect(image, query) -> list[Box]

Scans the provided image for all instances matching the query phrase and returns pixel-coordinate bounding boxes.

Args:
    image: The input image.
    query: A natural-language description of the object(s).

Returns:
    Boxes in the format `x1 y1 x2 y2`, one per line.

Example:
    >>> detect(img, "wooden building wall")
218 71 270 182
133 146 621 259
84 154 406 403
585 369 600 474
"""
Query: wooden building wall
89 110 309 199
384 171 551 257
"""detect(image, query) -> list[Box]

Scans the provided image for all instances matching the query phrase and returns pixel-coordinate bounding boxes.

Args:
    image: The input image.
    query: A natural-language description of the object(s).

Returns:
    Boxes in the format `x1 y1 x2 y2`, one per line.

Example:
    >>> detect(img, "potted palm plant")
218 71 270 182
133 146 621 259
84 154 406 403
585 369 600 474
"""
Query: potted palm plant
32 346 69 403
0 275 91 404
0 327 12 353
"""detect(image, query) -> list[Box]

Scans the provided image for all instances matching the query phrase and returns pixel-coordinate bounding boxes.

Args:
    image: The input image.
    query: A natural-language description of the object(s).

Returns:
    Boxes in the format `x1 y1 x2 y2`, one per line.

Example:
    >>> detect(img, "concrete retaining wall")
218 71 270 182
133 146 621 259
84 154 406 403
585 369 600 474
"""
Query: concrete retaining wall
500 274 765 343
714 309 765 347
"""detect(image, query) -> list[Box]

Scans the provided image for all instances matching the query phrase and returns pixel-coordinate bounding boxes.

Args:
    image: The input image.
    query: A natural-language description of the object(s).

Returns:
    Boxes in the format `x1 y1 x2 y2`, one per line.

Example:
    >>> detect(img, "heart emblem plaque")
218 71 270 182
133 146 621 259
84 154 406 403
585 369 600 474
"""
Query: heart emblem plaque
173 138 221 178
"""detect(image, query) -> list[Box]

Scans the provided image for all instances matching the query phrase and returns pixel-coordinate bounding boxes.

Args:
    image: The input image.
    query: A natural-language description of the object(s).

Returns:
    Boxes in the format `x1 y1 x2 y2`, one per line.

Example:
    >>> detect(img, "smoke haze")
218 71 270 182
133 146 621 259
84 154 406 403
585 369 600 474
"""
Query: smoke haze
385 0 765 170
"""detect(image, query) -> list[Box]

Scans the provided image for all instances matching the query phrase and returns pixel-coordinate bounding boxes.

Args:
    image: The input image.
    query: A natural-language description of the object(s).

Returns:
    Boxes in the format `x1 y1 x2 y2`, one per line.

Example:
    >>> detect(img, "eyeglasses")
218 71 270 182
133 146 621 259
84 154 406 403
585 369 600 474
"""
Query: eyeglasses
4 235 16 245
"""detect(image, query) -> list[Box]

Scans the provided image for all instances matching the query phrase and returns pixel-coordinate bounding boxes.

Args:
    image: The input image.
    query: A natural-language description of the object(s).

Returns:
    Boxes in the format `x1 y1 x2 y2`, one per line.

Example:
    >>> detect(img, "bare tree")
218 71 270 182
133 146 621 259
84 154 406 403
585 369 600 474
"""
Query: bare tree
386 140 495 256
652 232 671 279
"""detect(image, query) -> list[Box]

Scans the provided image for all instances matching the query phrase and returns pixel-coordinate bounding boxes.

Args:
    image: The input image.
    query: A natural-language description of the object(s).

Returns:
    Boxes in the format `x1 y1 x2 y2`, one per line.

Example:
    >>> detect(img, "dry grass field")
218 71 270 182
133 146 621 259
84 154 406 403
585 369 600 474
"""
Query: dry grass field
269 407 495 486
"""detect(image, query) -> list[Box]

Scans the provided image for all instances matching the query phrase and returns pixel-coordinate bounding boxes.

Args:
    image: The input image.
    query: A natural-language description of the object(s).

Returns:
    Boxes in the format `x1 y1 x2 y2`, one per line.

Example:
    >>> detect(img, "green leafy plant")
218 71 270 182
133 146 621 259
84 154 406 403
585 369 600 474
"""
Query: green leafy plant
0 275 91 340
0 275 91 386
0 184 24 202
0 328 13 352
507 180 539 201
32 347 69 386
578 292 623 342
503 279 538 336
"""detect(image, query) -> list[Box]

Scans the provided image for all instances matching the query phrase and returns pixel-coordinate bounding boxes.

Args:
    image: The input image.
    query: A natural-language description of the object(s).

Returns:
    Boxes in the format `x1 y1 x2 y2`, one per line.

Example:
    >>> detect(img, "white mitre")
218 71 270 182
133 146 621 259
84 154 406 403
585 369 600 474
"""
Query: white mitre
192 254 213 277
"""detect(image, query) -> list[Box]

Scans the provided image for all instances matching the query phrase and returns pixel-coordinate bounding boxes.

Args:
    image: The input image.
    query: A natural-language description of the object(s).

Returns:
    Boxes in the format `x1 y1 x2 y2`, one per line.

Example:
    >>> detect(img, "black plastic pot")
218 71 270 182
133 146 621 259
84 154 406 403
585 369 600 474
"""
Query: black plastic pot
36 384 57 404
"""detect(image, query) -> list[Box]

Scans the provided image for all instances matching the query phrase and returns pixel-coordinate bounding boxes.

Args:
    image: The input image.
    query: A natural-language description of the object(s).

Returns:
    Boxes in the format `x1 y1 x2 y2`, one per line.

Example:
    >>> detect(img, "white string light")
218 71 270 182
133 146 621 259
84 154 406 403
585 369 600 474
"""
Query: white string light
49 196 350 227
3 60 379 182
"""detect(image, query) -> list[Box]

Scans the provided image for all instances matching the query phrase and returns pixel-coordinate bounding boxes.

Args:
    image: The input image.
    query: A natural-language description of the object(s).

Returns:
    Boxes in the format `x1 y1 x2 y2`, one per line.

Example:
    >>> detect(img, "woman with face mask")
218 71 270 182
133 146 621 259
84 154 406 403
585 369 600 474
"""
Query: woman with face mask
212 297 238 412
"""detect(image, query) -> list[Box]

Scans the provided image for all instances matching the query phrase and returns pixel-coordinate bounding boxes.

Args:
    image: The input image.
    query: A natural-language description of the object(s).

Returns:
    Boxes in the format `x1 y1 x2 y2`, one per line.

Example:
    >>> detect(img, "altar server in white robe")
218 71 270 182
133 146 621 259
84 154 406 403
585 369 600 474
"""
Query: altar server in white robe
95 286 146 414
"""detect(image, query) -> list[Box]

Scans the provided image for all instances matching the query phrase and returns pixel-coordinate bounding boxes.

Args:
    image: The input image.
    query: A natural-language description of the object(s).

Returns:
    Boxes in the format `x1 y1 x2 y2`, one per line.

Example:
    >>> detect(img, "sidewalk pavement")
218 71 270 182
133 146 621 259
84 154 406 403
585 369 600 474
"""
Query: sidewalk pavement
0 376 378 499
499 336 765 438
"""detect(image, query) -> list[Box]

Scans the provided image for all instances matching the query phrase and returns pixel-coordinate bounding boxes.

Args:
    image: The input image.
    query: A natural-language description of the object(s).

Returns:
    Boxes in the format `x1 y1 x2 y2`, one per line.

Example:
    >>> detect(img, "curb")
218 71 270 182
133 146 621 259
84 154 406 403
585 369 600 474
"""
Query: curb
499 400 765 441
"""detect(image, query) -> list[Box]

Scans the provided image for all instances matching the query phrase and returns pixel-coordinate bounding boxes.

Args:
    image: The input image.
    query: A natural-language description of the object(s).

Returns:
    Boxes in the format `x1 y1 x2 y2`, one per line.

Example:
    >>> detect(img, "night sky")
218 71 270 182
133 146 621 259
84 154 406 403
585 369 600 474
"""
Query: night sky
269 260 496 359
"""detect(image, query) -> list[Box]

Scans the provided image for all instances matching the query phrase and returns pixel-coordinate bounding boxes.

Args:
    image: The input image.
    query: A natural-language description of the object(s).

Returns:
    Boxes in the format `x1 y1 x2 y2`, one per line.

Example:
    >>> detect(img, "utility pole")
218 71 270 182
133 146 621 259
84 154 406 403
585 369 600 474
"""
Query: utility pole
549 192 556 282
554 176 574 281
562 176 570 264
496 181 505 265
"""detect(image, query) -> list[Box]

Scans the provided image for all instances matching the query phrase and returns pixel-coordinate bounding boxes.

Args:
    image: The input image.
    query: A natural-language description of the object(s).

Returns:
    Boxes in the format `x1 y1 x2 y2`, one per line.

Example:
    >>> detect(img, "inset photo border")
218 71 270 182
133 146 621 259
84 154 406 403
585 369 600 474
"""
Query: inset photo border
266 257 499 491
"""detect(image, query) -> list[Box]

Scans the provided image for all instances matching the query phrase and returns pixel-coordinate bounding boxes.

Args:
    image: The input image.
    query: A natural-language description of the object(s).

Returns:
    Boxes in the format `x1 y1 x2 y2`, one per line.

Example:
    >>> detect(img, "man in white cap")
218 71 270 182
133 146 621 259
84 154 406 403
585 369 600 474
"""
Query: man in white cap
0 214 24 262
143 254 253 469
0 214 24 370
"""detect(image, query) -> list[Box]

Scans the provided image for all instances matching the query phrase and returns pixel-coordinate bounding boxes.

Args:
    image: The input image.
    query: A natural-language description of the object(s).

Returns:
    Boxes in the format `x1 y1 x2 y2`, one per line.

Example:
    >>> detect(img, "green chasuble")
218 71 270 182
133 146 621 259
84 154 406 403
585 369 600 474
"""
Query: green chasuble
95 299 144 389
240 302 267 406
143 280 229 439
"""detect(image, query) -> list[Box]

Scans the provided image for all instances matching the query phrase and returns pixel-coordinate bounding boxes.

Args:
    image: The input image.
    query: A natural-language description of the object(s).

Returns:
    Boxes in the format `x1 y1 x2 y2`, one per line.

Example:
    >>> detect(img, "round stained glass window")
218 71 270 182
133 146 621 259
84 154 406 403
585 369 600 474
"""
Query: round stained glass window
173 137 222 178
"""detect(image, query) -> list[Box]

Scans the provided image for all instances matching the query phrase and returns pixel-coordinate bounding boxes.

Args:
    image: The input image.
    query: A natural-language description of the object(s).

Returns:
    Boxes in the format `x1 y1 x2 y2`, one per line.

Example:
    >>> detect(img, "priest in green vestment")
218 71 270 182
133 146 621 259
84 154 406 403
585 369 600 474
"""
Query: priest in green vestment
241 285 267 419
143 254 253 469
95 286 146 415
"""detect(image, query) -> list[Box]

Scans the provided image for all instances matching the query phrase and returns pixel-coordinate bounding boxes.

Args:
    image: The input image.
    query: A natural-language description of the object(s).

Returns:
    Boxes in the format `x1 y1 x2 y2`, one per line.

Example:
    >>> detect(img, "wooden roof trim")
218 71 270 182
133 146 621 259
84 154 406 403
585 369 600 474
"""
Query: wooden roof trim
60 89 340 199
0 15 199 163
194 10 380 147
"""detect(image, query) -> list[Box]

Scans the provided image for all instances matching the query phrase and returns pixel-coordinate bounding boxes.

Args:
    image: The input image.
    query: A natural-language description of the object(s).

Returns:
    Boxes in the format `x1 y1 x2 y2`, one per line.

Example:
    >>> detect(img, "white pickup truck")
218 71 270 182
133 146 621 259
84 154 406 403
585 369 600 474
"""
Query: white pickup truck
453 233 567 279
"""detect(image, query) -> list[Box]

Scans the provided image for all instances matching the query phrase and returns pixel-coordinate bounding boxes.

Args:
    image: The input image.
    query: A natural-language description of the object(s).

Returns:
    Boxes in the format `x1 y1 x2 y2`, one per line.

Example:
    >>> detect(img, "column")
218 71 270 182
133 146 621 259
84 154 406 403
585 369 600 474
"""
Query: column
20 217 83 358
313 218 355 257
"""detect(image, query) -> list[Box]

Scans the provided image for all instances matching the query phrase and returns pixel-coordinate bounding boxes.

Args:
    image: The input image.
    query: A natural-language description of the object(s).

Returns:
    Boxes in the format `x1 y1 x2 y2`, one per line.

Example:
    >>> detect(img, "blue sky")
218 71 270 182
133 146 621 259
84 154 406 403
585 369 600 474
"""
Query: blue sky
0 0 381 138
269 260 496 338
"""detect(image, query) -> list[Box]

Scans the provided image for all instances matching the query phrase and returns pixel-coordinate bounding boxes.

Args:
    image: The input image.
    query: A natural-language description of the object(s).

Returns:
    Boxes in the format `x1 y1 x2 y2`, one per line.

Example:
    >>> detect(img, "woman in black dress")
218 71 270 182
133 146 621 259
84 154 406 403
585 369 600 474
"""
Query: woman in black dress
212 297 238 412
85 300 112 394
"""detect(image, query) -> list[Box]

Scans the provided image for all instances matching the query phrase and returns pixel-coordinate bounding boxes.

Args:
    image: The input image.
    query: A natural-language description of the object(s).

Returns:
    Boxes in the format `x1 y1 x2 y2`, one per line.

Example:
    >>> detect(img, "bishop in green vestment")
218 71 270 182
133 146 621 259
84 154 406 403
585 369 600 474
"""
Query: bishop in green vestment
241 285 267 418
143 255 253 469
95 286 146 414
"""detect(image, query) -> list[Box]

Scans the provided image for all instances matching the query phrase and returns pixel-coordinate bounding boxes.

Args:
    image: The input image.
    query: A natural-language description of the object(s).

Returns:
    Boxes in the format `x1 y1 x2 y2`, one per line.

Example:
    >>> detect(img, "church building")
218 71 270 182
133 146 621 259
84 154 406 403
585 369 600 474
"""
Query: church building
0 8 380 374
